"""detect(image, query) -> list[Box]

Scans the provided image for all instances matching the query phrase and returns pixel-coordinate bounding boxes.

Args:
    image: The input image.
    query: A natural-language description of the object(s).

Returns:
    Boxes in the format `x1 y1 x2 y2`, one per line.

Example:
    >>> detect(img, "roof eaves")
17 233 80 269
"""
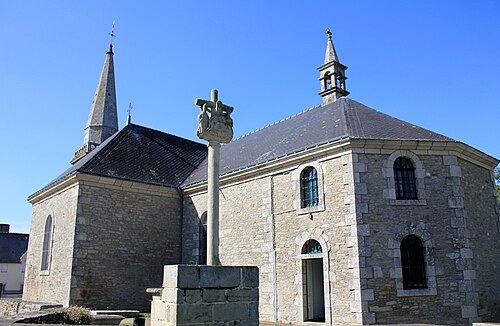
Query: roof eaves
76 170 180 189
181 134 350 188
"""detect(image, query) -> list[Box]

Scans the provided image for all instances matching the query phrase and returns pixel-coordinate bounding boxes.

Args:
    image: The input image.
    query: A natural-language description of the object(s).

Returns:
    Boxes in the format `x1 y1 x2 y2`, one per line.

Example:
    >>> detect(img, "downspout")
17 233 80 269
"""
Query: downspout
176 187 184 263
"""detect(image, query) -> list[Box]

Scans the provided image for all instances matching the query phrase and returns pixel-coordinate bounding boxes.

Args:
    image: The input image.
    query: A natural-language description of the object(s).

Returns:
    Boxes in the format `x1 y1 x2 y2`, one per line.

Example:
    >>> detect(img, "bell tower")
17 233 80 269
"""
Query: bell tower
317 29 349 104
71 43 118 164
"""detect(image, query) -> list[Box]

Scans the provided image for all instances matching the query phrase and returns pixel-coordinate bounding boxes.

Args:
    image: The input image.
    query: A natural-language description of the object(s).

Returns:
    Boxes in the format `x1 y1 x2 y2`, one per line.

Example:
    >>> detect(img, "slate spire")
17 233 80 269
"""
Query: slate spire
317 29 349 104
72 43 118 164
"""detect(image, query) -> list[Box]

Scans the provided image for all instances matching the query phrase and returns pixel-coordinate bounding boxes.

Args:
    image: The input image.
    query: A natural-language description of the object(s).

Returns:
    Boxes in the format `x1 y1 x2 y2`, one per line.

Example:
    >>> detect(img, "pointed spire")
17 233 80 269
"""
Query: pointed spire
324 29 339 64
84 43 118 144
317 29 349 104
72 42 118 164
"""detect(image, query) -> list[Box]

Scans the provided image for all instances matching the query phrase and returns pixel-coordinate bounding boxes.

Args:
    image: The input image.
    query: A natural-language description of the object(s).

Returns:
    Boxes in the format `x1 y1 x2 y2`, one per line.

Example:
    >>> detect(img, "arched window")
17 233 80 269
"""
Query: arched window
301 167 319 208
302 239 323 254
324 72 332 90
400 235 427 289
41 215 53 271
198 212 207 265
394 157 417 200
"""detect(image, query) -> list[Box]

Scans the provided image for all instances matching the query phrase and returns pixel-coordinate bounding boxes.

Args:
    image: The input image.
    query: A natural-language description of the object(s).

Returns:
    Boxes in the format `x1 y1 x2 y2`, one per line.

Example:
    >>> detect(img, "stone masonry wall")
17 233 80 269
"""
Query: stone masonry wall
150 265 259 326
460 158 500 321
356 150 480 325
272 154 357 325
183 178 274 321
70 181 181 310
183 150 360 325
24 184 79 306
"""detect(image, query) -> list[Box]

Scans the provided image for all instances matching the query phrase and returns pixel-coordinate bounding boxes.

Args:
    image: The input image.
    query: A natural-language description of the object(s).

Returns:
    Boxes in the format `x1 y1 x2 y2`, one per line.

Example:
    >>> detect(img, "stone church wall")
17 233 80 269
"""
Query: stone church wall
359 152 462 324
183 177 275 321
460 158 500 322
183 150 360 325
69 181 181 310
271 154 358 325
24 184 79 306
353 150 499 325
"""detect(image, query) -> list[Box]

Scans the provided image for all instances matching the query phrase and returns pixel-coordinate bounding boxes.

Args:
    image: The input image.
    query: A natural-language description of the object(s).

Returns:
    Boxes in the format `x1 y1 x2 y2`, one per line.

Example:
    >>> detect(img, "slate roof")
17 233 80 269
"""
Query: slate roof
0 233 29 264
32 97 456 196
30 123 207 198
182 97 454 185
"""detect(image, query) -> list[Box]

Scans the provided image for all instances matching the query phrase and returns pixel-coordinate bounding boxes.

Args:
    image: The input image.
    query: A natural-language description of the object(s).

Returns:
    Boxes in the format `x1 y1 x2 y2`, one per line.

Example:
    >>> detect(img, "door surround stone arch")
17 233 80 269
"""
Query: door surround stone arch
295 230 331 324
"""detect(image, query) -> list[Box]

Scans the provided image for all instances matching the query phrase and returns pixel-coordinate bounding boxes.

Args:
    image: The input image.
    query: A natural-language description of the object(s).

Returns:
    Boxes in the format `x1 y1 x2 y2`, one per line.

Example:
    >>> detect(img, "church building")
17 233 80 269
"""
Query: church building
24 31 500 325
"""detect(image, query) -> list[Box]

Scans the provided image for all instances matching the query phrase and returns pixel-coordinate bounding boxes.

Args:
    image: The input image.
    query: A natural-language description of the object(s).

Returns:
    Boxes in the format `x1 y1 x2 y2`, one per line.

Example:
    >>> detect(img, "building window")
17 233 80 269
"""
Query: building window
394 157 417 200
0 265 7 273
302 239 323 254
400 235 427 289
301 167 319 208
41 215 53 271
198 212 207 265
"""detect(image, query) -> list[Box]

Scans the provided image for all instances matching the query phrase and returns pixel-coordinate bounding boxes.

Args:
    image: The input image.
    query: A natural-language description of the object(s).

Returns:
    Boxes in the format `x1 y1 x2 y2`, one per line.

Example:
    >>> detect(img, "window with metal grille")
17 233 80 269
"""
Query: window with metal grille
41 215 53 271
400 235 427 289
394 157 417 200
301 167 319 208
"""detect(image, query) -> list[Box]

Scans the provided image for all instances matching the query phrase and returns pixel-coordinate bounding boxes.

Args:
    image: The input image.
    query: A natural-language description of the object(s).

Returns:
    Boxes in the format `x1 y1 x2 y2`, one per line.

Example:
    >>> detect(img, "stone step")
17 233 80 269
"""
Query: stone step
91 310 140 318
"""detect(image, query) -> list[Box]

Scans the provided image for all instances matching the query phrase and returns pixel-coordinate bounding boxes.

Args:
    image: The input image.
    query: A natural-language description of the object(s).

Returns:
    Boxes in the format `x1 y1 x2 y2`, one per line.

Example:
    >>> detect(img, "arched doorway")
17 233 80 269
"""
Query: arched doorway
301 239 325 322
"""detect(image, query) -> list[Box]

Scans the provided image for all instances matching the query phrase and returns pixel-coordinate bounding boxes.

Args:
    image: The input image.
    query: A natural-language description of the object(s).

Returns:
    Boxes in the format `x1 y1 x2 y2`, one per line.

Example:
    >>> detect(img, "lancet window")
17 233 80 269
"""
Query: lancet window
41 215 53 271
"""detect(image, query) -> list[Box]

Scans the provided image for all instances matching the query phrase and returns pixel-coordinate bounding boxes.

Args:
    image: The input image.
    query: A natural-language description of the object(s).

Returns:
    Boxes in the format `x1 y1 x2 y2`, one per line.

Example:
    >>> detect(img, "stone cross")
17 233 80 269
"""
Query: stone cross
194 89 234 265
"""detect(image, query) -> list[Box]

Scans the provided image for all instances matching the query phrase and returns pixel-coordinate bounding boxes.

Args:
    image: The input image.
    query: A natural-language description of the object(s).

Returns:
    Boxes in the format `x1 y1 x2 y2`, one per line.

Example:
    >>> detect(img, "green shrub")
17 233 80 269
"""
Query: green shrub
64 305 92 325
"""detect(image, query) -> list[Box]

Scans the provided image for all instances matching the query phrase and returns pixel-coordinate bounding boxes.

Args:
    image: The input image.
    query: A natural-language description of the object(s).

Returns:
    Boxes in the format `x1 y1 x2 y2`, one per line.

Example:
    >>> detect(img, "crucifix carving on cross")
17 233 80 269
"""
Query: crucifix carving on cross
195 89 234 144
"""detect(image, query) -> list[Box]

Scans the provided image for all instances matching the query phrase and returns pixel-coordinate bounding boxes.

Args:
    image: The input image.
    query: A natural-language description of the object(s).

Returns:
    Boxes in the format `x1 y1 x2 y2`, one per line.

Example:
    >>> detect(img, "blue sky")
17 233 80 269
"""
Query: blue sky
1 1 499 233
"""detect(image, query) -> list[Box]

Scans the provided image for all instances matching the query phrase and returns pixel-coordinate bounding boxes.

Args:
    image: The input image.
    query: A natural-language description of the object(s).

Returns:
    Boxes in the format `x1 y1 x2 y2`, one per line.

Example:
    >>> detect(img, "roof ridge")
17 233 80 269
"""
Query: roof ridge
231 104 323 142
345 99 454 141
79 126 132 172
129 123 205 148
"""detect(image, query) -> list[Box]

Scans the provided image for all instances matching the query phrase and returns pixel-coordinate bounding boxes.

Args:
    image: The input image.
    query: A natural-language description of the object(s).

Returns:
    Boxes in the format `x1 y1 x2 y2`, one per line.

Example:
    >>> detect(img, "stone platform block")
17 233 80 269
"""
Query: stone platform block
149 265 259 326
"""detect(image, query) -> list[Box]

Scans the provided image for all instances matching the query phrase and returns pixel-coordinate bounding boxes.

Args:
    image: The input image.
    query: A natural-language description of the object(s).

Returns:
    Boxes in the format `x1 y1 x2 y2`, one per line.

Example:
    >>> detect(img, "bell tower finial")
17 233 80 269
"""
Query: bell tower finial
317 29 349 104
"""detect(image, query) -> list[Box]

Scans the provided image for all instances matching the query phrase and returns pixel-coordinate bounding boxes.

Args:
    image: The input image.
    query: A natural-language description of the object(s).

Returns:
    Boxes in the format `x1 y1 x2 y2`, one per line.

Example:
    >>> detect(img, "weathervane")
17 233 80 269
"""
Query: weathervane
109 21 116 44
127 102 133 124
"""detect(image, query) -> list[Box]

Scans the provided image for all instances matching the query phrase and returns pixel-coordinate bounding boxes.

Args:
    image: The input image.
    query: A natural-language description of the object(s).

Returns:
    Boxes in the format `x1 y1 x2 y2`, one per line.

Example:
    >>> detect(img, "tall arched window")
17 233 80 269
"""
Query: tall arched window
41 215 53 271
393 157 417 200
301 167 319 208
400 235 427 289
198 212 207 265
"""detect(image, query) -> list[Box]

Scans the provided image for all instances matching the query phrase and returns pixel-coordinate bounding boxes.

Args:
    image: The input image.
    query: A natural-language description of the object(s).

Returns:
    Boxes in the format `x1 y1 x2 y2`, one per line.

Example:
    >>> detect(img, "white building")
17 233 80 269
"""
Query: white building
0 224 28 298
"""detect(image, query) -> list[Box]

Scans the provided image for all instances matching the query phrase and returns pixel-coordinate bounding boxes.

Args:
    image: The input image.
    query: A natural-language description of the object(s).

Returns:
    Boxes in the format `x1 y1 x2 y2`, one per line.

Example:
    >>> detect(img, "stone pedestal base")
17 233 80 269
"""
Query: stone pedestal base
148 265 259 326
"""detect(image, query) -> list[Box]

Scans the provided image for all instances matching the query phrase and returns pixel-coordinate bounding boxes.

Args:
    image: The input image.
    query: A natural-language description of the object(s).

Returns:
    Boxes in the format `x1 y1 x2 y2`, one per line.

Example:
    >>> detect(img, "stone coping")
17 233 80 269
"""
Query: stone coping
91 310 139 318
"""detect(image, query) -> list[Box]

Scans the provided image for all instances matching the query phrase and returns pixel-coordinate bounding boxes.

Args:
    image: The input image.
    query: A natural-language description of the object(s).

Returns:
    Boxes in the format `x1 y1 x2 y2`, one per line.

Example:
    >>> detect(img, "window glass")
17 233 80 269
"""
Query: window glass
301 167 319 208
394 157 417 200
302 239 323 254
41 215 53 271
400 235 427 289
